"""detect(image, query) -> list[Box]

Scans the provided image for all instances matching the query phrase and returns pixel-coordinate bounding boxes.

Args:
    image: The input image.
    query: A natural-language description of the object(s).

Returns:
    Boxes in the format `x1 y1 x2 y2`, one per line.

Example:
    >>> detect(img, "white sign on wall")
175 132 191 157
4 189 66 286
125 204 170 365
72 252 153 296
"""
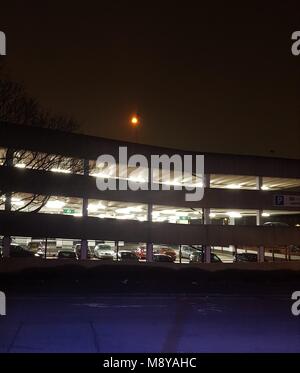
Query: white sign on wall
0 291 6 316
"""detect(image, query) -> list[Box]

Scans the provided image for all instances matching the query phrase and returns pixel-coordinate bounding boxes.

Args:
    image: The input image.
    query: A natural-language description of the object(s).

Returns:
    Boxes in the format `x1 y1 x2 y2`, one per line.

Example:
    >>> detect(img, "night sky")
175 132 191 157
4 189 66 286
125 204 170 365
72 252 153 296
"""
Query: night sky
1 1 300 158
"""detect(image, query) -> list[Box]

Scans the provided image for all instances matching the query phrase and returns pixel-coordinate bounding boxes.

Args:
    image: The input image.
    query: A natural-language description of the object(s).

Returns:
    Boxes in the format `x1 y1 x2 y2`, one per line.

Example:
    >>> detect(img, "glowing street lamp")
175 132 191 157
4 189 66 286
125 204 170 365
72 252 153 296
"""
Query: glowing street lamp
130 114 140 127
130 113 141 143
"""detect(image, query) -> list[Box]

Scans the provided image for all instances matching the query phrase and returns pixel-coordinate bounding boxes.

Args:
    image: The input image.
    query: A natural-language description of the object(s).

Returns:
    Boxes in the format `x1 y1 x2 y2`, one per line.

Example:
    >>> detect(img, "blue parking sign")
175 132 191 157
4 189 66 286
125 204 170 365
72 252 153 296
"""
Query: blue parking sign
274 195 284 206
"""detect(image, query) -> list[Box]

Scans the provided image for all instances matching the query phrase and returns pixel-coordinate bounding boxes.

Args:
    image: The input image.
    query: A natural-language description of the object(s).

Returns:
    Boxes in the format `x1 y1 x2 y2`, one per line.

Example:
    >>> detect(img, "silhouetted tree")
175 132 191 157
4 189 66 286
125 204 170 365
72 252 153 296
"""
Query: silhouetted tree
0 65 82 212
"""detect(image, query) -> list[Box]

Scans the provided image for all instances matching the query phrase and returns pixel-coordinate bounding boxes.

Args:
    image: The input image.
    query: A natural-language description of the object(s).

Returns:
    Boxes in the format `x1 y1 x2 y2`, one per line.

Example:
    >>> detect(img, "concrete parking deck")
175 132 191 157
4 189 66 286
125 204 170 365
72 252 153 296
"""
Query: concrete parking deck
1 294 299 353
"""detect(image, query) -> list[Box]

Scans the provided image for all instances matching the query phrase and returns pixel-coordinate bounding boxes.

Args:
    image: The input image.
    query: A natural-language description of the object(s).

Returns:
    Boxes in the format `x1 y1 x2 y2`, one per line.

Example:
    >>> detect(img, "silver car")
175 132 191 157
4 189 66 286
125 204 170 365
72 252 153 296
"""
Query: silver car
94 244 115 260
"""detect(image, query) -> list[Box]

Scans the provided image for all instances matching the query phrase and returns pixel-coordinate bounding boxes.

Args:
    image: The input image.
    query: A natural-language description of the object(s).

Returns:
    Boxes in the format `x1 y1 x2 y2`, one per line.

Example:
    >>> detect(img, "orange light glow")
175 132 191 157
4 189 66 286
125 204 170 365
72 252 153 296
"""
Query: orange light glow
130 115 140 126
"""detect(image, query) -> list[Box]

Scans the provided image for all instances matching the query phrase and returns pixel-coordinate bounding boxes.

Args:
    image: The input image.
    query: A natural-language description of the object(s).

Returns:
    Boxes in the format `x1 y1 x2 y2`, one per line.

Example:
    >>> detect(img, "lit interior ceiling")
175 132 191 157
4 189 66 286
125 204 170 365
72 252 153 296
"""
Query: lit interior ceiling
1 193 300 225
210 174 300 191
1 147 300 190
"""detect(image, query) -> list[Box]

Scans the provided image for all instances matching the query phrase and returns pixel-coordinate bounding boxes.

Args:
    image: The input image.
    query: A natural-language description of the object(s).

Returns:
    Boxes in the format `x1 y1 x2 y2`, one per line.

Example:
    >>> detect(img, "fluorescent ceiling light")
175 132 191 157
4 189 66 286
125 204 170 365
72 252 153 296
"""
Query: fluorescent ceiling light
128 176 147 183
12 200 24 207
160 209 177 215
227 211 242 218
116 206 143 214
116 214 135 220
262 212 270 217
46 200 66 209
175 211 190 217
88 202 106 212
152 211 160 217
209 213 216 218
15 163 26 168
227 184 241 189
261 186 270 190
51 168 71 174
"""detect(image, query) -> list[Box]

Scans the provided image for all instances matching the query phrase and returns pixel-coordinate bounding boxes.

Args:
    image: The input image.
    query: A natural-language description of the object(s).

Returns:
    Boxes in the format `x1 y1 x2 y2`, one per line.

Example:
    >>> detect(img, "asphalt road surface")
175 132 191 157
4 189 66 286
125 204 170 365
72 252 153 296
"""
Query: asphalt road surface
1 293 300 353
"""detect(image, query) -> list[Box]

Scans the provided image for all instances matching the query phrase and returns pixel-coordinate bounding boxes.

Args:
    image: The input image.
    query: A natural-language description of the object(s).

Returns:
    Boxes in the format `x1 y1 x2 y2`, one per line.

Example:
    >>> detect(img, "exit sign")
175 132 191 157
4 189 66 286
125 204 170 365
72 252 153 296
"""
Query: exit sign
63 208 76 214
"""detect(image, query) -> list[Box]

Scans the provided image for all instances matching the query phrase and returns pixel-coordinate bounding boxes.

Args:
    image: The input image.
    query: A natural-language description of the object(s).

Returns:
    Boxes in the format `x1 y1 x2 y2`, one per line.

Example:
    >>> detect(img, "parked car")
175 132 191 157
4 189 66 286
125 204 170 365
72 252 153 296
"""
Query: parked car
153 254 174 262
33 240 59 257
234 253 258 262
155 246 177 261
116 250 139 262
74 244 92 259
263 222 289 227
0 243 36 258
189 251 222 263
135 246 147 260
94 244 115 260
57 250 77 259
27 241 43 253
180 245 202 259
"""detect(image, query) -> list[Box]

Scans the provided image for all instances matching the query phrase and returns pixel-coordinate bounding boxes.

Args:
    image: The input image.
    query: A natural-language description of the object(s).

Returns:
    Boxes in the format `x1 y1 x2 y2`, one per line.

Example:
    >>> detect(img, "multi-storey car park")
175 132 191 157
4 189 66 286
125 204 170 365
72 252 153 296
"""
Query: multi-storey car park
0 122 300 263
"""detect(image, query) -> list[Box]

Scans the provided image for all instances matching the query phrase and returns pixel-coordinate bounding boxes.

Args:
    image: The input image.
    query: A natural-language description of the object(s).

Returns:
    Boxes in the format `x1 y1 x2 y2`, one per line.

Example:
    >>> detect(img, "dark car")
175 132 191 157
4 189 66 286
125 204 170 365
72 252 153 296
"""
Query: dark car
153 254 174 262
0 243 36 258
57 250 77 259
154 246 177 261
234 253 258 262
189 251 222 263
263 222 289 227
116 250 139 262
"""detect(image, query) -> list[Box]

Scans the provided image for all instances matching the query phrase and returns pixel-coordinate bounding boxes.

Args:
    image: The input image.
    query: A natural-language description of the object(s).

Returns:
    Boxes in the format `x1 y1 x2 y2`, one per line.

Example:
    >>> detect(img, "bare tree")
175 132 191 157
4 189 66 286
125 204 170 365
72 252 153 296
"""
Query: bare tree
0 65 83 212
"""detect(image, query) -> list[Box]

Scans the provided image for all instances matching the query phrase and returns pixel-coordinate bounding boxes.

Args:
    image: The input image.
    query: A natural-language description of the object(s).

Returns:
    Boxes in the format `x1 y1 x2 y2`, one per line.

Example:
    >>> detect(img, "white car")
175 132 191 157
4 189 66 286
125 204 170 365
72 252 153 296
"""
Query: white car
94 244 115 260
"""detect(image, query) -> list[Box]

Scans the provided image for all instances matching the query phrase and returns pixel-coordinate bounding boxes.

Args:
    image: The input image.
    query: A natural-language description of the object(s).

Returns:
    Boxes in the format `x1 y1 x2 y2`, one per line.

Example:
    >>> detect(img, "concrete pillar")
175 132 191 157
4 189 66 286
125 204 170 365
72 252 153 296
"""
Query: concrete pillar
80 159 89 260
3 149 14 258
203 174 211 263
258 246 265 263
146 203 153 262
115 241 119 261
256 176 264 262
228 216 236 256
256 175 263 190
256 211 262 226
256 176 263 226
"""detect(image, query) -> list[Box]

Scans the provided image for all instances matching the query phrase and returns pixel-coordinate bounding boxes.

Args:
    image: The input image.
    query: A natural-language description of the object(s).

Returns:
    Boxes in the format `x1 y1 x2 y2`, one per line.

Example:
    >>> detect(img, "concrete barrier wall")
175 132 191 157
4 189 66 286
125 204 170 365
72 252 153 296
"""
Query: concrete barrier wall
1 257 300 274
1 122 300 178
1 211 300 246
1 166 300 210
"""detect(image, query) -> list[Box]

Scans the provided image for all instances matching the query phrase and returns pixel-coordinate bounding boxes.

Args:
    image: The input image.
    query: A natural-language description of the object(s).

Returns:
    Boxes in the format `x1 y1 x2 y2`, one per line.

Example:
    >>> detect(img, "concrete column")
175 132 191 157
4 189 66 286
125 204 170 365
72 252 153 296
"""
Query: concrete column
3 149 14 258
256 175 263 190
256 176 263 226
256 176 264 262
80 159 89 260
203 174 211 263
258 246 265 263
146 203 153 262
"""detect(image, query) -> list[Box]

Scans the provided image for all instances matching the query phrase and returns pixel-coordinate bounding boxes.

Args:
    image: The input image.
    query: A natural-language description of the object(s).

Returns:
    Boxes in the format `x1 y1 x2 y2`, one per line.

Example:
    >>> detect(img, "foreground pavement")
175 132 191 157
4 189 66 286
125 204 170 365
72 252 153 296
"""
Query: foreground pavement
0 293 299 353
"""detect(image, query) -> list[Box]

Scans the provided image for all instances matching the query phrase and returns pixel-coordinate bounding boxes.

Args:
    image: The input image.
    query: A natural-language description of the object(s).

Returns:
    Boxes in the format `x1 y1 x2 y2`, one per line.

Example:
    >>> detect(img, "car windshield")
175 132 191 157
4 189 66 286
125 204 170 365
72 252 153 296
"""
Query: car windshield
97 245 112 250
60 252 75 257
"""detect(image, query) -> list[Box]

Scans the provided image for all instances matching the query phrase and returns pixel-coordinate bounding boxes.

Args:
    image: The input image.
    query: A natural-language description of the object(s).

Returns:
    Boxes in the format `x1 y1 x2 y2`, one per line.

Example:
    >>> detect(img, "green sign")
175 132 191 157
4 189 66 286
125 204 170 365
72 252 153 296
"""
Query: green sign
179 216 189 220
63 208 76 214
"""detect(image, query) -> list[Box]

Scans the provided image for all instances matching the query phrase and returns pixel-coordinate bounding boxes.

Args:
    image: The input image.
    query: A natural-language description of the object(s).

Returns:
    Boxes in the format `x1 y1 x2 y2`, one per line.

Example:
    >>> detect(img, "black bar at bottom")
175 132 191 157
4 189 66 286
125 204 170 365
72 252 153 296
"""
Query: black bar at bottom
0 353 299 369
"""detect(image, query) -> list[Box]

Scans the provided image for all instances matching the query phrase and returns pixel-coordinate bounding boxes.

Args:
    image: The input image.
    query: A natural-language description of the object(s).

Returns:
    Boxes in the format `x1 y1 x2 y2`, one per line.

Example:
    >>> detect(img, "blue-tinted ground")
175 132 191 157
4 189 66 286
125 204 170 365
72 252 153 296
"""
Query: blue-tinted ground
0 293 299 352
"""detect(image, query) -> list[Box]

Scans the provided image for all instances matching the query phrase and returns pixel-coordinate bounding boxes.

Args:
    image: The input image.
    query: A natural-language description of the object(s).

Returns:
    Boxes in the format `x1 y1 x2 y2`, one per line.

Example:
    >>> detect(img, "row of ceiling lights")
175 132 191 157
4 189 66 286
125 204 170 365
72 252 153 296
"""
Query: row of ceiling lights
0 195 273 219
43 199 272 219
14 164 272 190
